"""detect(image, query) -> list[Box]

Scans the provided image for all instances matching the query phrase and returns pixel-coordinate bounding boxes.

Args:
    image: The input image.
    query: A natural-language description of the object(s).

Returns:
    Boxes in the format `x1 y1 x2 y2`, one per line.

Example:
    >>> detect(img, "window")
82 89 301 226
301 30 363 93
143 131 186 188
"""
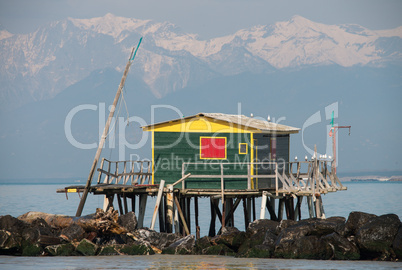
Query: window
200 137 227 159
239 143 247 154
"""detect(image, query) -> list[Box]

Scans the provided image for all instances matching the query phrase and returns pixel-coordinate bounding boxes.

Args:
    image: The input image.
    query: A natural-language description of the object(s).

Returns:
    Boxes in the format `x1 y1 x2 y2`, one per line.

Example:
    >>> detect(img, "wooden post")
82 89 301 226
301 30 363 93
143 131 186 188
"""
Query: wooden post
246 197 252 223
295 196 303 221
75 42 141 217
173 196 190 236
131 194 136 213
117 195 124 215
194 196 199 237
307 196 314 218
278 198 285 221
252 197 256 221
222 198 226 228
260 191 268 219
150 180 165 230
186 197 191 233
123 193 128 214
158 196 165 232
315 195 322 218
138 194 147 228
266 197 278 221
166 187 174 233
243 197 250 230
209 197 216 237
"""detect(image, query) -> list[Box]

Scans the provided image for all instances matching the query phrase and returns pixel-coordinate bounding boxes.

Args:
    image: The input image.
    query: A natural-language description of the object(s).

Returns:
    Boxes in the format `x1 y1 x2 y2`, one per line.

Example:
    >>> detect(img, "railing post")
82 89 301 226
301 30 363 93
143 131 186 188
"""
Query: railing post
275 163 278 196
220 163 224 205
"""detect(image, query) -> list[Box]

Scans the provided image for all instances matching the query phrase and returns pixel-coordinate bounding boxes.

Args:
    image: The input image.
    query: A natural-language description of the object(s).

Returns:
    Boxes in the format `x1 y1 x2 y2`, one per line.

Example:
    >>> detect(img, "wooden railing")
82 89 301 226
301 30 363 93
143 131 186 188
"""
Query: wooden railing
96 158 152 185
181 159 346 197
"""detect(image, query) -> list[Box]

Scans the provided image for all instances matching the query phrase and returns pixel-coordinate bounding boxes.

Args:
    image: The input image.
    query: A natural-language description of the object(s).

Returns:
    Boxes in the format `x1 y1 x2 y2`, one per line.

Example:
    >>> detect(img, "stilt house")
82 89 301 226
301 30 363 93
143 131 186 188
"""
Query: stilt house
142 113 299 189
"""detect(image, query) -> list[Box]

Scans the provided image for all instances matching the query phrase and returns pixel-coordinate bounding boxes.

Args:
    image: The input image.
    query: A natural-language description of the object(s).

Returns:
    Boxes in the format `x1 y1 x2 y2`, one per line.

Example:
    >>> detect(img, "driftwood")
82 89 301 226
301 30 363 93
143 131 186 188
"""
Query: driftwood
18 208 127 234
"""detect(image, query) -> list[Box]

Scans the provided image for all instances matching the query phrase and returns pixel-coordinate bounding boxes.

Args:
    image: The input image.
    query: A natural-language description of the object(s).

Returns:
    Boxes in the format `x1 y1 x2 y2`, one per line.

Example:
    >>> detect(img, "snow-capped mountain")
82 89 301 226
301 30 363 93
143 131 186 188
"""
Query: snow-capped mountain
0 14 401 110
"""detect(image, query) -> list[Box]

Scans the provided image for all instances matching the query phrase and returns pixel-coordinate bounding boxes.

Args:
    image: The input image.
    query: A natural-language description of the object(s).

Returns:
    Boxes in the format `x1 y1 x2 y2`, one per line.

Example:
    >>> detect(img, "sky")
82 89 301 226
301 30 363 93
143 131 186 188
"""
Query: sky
1 0 402 39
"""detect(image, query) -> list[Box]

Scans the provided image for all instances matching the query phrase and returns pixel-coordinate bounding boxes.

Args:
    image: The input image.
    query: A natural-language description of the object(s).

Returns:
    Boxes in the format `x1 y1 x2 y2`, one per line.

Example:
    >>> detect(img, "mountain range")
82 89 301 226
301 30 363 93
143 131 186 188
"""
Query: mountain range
0 14 401 180
1 13 401 110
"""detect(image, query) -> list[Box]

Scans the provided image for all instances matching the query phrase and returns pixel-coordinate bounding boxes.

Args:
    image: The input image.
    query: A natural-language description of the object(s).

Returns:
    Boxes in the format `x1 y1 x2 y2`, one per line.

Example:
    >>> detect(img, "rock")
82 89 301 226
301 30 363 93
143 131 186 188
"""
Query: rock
118 242 155 255
356 214 401 259
275 219 297 234
0 230 21 255
322 232 360 260
239 244 271 258
345 211 377 236
211 227 246 252
162 235 195 255
133 228 182 250
194 236 212 254
118 212 137 232
21 243 42 256
0 215 27 234
392 225 402 259
76 239 98 256
60 223 85 242
98 245 120 256
45 243 76 256
202 244 236 256
247 219 279 236
275 234 329 259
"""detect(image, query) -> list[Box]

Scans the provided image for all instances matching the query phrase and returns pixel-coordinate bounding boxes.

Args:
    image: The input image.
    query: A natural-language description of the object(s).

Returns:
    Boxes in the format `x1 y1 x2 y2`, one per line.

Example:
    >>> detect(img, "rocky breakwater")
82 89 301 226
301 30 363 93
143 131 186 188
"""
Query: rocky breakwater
1 210 401 261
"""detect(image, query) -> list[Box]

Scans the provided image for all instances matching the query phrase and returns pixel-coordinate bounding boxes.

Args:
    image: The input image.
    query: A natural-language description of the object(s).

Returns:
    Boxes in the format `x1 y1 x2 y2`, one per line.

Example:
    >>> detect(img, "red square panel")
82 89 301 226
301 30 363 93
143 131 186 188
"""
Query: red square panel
200 137 226 159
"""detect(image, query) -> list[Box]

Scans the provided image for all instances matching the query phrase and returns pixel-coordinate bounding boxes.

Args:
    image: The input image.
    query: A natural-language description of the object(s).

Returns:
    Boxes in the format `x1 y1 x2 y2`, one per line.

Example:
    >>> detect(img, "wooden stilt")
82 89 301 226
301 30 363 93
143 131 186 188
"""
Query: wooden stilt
150 179 165 230
123 193 128 214
246 197 252 223
307 196 314 218
209 197 216 237
295 196 302 221
186 197 191 233
138 194 147 228
260 191 268 219
194 197 199 237
266 197 277 221
222 198 226 228
315 195 322 218
278 198 285 221
285 197 291 220
131 194 136 213
173 196 190 236
117 194 124 215
166 188 174 233
252 197 256 221
158 196 165 232
243 197 249 230
106 194 114 211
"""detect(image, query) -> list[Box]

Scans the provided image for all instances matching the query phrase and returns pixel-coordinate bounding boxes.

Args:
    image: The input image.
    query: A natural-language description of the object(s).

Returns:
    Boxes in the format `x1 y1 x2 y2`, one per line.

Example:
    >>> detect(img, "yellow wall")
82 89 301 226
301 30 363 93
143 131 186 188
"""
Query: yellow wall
143 116 259 133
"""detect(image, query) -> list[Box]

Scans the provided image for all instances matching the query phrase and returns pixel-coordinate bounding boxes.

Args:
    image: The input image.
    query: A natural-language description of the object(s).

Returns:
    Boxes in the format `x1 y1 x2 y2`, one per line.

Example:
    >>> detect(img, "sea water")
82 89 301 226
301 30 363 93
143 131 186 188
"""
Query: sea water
0 181 401 269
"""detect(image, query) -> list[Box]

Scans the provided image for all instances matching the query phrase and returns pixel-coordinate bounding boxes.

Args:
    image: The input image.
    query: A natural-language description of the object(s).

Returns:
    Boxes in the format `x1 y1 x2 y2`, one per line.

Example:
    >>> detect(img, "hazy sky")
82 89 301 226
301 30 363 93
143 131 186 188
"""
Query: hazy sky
1 0 401 39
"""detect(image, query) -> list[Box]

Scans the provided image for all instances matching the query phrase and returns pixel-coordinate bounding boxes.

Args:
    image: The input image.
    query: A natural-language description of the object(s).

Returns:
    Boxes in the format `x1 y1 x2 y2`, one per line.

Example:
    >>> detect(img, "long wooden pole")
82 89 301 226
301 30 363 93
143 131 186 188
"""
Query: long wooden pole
75 40 142 216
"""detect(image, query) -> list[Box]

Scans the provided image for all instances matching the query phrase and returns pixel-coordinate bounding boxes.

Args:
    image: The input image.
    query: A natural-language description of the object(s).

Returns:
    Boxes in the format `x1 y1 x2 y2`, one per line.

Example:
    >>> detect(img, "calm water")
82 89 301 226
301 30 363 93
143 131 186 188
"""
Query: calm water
0 181 401 269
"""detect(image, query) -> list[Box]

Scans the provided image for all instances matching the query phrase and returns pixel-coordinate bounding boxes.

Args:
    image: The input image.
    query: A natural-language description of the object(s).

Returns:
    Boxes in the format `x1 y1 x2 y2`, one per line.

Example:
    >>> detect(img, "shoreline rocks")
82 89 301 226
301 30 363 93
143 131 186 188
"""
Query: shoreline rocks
0 210 401 261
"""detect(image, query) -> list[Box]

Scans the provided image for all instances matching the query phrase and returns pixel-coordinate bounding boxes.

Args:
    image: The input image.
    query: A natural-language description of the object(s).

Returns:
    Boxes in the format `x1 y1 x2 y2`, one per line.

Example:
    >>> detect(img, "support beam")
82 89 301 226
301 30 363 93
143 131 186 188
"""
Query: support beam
150 180 165 230
166 187 174 233
138 194 147 228
209 198 217 237
260 191 268 219
173 196 190 236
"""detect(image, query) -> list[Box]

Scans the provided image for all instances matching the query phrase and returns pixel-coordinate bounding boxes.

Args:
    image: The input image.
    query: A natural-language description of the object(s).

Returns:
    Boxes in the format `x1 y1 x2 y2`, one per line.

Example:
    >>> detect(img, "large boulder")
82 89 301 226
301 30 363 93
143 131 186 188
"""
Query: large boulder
60 223 85 242
322 232 360 260
0 215 27 234
345 211 377 236
118 212 137 232
247 219 279 236
162 235 195 255
76 239 98 256
356 214 401 260
274 234 329 259
194 236 212 254
0 230 21 255
392 225 402 259
45 243 76 256
211 227 246 252
133 228 182 250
